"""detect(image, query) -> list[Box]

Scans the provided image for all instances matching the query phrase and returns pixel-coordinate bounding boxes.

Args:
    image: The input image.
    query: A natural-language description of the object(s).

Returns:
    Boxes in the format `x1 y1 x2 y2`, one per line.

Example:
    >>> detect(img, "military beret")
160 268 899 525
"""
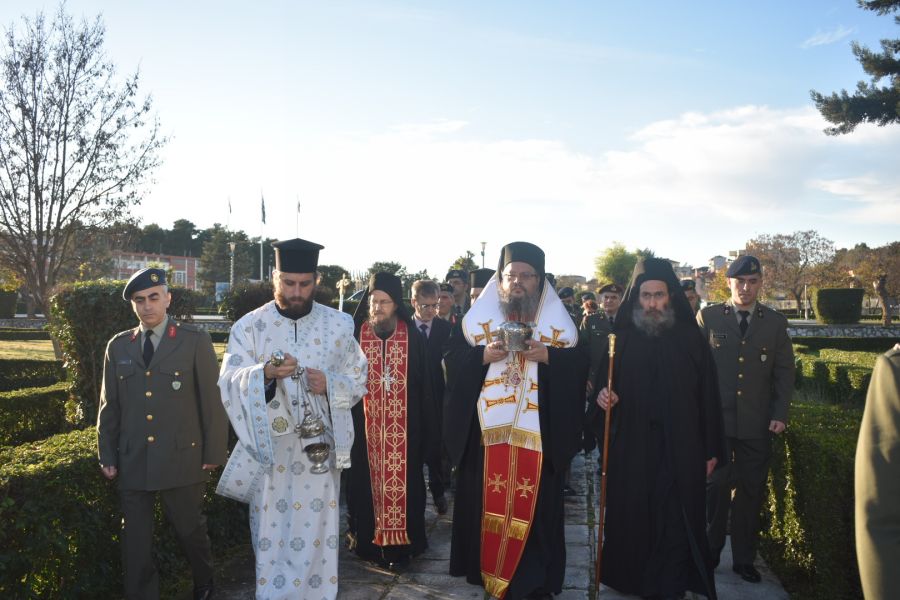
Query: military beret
726 255 761 278
598 283 624 295
581 292 596 301
558 286 575 299
438 283 454 293
123 268 167 300
680 279 697 291
446 269 467 282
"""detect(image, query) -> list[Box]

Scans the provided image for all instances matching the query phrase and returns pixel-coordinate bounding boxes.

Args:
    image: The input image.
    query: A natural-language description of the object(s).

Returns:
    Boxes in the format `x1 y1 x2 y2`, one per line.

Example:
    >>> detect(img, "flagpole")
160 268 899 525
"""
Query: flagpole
260 190 265 280
296 195 300 237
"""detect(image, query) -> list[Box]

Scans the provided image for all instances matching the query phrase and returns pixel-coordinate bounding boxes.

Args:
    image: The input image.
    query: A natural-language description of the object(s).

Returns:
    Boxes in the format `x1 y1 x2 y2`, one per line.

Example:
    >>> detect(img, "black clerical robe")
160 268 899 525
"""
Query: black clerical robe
591 321 723 598
347 320 438 565
443 324 588 599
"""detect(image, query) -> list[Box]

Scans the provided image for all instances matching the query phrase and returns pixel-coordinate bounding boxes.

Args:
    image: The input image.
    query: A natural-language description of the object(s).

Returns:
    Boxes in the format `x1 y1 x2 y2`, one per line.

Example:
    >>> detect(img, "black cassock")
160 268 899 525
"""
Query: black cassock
443 324 587 599
590 320 724 598
347 324 438 566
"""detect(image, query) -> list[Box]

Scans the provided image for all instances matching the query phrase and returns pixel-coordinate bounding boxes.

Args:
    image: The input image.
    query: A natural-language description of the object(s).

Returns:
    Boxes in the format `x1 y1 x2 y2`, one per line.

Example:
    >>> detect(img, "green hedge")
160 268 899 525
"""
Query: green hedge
795 354 872 405
761 399 862 600
0 383 72 447
0 428 248 599
48 281 200 427
813 288 865 324
0 359 65 392
0 328 51 341
792 337 899 353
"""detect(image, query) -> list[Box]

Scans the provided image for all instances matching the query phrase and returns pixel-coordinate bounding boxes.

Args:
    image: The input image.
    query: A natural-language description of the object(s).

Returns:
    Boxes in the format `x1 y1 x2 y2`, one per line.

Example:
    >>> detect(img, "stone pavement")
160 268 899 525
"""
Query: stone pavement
204 451 788 600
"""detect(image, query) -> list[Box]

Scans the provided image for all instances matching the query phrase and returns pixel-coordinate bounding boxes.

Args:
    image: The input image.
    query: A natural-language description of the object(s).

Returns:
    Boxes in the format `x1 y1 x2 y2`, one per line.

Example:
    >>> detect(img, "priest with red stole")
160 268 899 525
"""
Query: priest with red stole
444 242 588 599
346 272 438 569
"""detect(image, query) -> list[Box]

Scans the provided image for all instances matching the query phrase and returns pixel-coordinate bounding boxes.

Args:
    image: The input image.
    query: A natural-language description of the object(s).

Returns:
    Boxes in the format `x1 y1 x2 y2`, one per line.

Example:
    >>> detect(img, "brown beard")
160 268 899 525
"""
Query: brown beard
368 315 397 338
632 305 675 337
498 286 540 321
275 287 314 320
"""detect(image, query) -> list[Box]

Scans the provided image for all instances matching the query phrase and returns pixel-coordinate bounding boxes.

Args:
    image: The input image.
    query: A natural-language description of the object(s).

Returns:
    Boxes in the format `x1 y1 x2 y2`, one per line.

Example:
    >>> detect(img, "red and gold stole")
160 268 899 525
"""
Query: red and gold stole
360 319 410 546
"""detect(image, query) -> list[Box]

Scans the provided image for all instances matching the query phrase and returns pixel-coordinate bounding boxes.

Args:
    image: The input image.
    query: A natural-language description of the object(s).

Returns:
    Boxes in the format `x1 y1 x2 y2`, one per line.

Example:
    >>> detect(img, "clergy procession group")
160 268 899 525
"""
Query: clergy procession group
97 237 796 600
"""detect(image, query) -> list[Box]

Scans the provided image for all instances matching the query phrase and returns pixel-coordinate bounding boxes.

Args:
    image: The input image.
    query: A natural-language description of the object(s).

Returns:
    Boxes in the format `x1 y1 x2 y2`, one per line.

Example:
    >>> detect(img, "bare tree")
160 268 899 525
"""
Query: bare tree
746 230 835 306
0 6 164 315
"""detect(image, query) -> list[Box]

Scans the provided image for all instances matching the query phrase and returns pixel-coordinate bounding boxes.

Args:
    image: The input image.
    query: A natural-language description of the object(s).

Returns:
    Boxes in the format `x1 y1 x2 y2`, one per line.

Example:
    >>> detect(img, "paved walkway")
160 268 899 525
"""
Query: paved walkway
205 451 788 600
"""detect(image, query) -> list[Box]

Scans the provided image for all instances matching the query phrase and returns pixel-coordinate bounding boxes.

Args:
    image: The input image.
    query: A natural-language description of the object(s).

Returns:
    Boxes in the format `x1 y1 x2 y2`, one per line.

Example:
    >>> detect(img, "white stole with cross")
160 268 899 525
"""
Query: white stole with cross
462 276 577 452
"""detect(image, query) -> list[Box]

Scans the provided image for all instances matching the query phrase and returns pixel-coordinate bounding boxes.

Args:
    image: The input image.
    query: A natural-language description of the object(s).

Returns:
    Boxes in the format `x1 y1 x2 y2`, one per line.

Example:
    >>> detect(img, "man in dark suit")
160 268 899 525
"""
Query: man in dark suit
97 268 229 600
699 255 794 584
411 279 452 514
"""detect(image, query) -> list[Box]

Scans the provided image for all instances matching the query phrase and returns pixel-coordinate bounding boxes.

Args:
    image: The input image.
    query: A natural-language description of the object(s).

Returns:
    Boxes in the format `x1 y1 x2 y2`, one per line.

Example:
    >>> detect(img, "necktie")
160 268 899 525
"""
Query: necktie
609 316 614 326
419 323 429 339
738 310 750 337
143 330 154 366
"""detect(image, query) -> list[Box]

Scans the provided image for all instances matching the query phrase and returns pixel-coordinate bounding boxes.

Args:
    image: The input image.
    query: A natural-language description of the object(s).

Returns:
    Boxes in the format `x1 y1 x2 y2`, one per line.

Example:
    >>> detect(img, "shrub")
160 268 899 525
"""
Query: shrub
793 337 899 353
0 329 51 341
0 383 72 447
217 280 273 322
812 288 865 324
47 281 199 427
795 354 872 405
761 399 862 600
0 359 65 392
0 290 16 319
0 428 248 599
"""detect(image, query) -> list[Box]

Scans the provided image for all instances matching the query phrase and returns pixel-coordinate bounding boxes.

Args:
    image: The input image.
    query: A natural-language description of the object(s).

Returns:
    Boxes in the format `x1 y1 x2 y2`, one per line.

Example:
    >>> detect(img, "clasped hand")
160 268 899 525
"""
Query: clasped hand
263 353 327 394
483 340 548 365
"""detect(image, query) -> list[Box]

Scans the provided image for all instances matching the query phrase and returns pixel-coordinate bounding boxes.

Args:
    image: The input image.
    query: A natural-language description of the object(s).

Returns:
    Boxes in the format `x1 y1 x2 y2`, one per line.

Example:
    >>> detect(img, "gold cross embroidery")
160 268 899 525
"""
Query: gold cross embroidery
473 320 498 345
539 326 567 349
488 473 507 493
484 395 517 410
516 477 535 498
528 378 539 392
483 376 504 388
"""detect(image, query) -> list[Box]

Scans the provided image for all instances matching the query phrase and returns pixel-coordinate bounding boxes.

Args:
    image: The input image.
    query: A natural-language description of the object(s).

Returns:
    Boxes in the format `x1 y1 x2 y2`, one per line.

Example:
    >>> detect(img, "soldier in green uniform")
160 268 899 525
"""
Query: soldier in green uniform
681 278 701 315
580 283 624 394
855 343 900 600
97 268 228 600
698 255 794 584
558 286 581 325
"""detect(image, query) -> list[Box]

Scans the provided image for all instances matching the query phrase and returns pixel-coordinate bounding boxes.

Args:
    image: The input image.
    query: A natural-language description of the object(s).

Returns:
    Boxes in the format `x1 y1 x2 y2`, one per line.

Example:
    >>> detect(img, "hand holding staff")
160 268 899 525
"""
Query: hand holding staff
595 333 616 589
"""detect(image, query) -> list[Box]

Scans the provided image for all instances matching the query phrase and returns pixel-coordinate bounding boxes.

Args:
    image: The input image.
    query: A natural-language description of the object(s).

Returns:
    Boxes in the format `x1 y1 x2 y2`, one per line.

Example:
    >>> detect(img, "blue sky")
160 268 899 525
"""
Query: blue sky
2 1 898 278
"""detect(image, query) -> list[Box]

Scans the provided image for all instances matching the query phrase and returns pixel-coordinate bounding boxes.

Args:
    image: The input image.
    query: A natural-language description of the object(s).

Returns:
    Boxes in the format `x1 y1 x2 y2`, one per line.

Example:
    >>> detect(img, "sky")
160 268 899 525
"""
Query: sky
2 1 898 279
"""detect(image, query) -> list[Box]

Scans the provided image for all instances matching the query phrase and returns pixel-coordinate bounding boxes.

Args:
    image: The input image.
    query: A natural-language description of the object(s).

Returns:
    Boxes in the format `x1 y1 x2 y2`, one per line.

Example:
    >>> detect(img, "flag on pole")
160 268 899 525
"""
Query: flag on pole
261 193 266 224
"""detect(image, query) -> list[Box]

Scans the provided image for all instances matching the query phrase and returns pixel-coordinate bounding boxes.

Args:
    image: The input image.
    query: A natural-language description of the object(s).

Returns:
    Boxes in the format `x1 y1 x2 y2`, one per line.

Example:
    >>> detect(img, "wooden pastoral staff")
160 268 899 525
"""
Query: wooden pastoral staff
596 333 616 589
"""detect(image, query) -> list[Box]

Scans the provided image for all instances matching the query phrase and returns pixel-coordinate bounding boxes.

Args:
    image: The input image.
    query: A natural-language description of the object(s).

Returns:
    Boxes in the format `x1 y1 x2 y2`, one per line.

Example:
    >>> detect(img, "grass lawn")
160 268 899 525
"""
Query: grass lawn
0 340 228 361
0 340 56 360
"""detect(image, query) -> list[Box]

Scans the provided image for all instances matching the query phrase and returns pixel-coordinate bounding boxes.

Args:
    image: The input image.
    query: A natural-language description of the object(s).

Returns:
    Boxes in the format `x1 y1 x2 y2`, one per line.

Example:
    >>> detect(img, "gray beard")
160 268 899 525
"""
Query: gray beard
632 305 675 337
368 315 397 337
498 288 540 321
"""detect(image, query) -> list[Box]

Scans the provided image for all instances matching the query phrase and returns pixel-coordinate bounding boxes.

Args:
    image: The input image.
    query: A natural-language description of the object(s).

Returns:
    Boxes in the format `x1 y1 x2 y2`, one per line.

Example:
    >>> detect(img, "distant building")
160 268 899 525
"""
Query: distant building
709 255 727 272
111 251 201 291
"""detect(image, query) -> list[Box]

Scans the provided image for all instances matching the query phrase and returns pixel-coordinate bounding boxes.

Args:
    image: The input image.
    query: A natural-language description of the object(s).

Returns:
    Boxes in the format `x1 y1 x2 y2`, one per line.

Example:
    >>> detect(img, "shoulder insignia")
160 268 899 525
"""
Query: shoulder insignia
756 305 764 319
723 304 732 316
167 324 177 338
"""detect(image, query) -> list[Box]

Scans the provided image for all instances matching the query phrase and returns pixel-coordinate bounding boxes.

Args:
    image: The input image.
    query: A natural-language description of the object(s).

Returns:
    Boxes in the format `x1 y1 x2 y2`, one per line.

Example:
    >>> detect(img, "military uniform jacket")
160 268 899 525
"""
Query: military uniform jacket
97 319 229 491
697 302 794 439
580 311 615 386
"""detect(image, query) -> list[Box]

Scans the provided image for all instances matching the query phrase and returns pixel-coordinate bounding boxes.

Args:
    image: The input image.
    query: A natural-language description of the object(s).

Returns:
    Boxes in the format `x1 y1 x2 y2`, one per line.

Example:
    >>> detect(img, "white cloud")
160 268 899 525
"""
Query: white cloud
801 25 855 48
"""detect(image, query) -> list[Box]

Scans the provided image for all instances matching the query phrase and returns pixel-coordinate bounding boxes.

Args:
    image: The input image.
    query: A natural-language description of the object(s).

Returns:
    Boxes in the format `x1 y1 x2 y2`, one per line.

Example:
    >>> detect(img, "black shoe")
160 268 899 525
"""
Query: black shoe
434 495 448 515
193 582 214 600
732 563 761 583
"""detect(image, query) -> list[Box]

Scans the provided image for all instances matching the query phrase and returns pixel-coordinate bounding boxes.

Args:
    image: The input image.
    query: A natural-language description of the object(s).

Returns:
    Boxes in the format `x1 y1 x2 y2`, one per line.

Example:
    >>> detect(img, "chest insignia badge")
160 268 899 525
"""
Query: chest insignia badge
172 381 182 390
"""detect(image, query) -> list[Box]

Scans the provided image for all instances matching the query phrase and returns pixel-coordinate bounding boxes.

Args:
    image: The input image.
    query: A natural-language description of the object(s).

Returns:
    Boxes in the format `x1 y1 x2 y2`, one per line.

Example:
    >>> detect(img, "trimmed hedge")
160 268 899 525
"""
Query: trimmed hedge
0 428 248 599
795 354 872 405
813 288 865 324
761 399 862 600
0 359 65 392
0 328 51 341
0 382 72 447
48 281 200 427
793 336 899 353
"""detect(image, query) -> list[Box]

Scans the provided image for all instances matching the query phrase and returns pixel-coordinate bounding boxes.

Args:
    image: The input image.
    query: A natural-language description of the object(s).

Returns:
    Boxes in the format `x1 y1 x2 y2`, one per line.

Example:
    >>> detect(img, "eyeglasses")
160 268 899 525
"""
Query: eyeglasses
503 272 538 282
369 299 394 307
416 302 439 310
639 291 669 301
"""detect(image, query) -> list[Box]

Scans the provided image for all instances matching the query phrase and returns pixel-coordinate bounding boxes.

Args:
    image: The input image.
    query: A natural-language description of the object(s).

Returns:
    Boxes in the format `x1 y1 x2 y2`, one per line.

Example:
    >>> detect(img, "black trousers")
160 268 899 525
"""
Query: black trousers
119 482 214 600
706 436 771 565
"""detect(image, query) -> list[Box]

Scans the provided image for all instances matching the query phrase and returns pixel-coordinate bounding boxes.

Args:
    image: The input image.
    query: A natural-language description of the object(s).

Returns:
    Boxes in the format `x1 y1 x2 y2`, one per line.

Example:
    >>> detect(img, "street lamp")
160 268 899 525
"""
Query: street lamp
229 242 237 289
480 241 486 268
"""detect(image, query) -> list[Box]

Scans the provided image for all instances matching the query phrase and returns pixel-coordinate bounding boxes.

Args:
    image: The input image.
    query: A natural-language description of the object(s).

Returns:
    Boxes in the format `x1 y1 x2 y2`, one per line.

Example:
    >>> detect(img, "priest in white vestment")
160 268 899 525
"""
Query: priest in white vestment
217 238 367 600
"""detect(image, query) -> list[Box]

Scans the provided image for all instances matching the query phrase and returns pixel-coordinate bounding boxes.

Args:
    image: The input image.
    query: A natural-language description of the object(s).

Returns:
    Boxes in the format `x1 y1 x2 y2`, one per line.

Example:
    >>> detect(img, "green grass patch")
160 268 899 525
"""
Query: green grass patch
0 339 56 360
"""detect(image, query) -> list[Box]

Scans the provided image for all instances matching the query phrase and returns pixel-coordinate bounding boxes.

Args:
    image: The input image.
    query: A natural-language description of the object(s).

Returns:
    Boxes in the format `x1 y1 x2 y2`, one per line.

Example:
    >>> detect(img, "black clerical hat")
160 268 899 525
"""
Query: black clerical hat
272 238 324 273
123 268 167 300
369 272 404 306
497 241 545 275
726 255 761 278
469 268 495 289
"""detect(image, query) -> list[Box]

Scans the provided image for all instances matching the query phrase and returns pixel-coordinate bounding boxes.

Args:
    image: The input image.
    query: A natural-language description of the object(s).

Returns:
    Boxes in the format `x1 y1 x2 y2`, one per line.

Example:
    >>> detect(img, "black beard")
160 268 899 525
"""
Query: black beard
368 315 397 338
632 305 675 337
498 287 539 321
275 288 314 320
